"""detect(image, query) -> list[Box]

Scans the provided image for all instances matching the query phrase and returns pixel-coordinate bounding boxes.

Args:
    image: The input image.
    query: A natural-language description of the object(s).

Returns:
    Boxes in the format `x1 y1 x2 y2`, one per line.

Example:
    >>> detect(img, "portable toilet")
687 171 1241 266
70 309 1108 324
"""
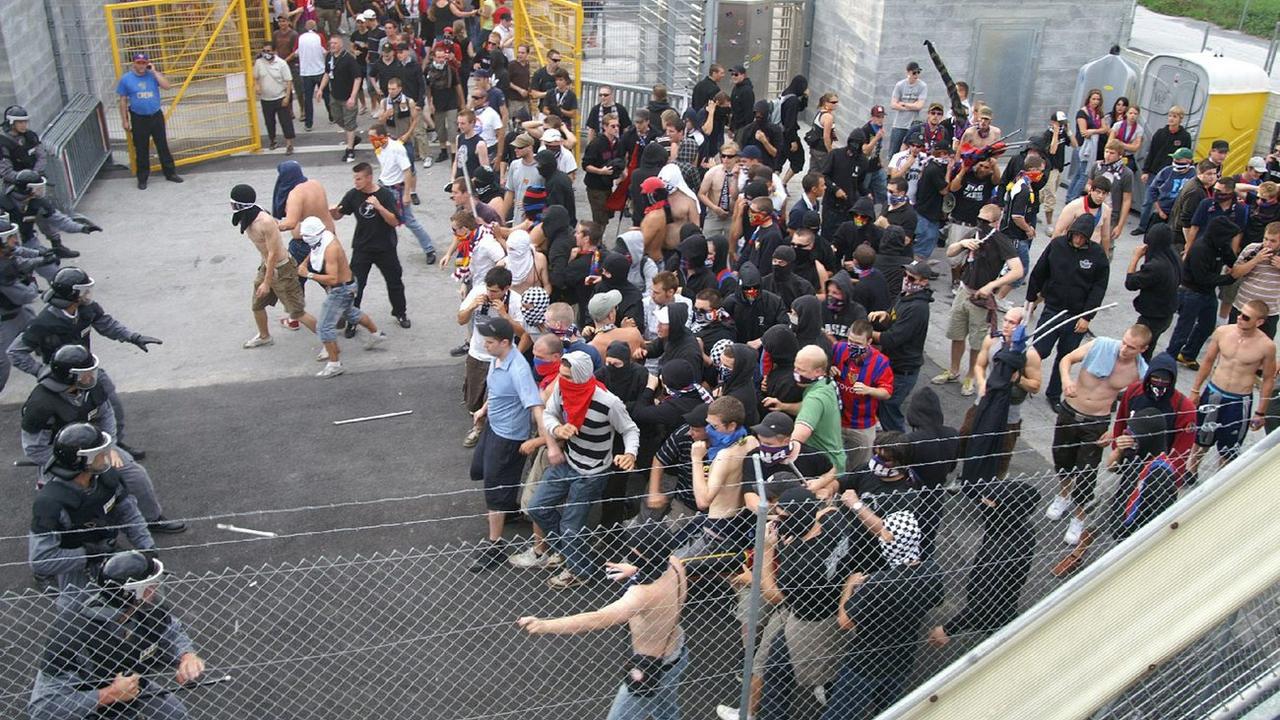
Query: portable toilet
1072 46 1139 123
1136 52 1270 176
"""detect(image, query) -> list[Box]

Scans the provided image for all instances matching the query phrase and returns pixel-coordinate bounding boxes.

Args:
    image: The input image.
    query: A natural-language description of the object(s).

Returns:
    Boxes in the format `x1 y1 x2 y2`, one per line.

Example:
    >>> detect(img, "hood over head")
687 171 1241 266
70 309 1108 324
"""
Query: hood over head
601 252 632 287
906 386 944 431
1205 215 1242 252
679 234 708 268
541 204 571 239
722 343 758 392
737 261 763 290
1142 222 1183 283
709 234 731 273
827 270 857 304
660 358 697 390
791 294 823 341
878 224 912 258
563 351 595 383
852 196 876 219
272 160 307 218
1067 213 1097 242
666 301 691 343
640 141 668 170
761 324 799 366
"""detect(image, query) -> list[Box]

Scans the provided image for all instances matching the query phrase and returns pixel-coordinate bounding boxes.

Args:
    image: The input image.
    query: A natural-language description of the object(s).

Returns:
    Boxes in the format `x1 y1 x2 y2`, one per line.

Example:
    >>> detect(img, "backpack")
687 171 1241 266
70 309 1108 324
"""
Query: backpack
767 94 792 127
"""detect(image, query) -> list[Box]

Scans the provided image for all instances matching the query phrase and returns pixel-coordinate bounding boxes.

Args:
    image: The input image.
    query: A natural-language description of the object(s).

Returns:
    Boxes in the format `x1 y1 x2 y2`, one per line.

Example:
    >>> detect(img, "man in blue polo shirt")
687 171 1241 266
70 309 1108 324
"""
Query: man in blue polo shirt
116 53 182 190
469 315 543 571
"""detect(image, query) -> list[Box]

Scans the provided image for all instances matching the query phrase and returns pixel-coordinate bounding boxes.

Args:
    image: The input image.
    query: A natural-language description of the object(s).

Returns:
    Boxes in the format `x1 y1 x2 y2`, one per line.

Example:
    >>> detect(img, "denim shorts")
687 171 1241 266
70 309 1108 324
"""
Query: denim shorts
318 280 363 341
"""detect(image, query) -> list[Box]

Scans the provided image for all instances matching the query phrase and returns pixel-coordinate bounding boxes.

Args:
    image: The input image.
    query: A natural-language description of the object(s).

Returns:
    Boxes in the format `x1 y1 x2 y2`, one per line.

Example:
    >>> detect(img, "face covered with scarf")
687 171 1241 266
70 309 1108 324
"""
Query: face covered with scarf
879 511 923 566
229 183 261 233
621 521 676 584
556 351 604 427
774 486 821 542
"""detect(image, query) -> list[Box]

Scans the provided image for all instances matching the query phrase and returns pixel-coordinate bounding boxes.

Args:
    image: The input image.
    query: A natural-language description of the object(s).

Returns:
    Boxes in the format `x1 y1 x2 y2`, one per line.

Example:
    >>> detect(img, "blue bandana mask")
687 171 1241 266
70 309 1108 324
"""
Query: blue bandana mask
705 425 748 459
889 194 909 206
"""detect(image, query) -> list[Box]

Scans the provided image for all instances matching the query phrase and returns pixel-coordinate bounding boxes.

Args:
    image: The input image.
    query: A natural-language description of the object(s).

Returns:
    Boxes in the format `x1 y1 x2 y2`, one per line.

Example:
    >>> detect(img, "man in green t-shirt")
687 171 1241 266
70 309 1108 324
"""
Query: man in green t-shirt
776 344 846 472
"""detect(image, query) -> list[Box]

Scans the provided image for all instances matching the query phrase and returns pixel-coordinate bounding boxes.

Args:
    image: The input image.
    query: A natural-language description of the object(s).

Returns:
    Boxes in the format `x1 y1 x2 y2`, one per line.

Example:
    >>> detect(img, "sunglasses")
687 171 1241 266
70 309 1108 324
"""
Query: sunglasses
722 154 737 159
549 57 561 62
471 95 485 100
599 93 611 98
1240 314 1254 322
909 70 921 75
928 110 943 115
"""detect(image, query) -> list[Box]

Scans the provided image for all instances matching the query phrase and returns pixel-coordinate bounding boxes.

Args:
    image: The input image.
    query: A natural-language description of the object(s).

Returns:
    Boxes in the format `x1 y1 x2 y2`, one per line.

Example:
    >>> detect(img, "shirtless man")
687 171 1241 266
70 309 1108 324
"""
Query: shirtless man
684 396 756 560
231 184 316 349
964 307 1043 479
1052 175 1113 252
517 522 688 719
1187 299 1277 473
958 105 1002 152
294 216 386 378
637 173 696 262
273 161 335 331
1044 324 1151 545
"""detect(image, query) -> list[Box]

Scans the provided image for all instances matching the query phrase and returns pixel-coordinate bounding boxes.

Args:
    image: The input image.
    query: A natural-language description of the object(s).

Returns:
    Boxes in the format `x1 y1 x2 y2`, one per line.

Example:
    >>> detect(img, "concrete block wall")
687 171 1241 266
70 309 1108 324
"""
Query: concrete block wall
809 0 1135 147
0 0 64 129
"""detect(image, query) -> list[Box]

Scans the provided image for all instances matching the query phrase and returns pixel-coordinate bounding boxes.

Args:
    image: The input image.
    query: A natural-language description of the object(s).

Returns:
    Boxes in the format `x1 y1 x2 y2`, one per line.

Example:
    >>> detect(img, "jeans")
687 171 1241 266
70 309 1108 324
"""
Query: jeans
865 168 888 208
318 280 363 341
1032 305 1087 402
1165 288 1217 361
877 369 917 432
914 215 940 259
1136 182 1157 231
605 644 688 720
820 661 905 720
1012 239 1031 288
386 183 435 254
301 74 323 128
527 462 608 579
1137 314 1173 361
888 127 910 161
351 245 407 317
1065 156 1089 205
128 110 176 181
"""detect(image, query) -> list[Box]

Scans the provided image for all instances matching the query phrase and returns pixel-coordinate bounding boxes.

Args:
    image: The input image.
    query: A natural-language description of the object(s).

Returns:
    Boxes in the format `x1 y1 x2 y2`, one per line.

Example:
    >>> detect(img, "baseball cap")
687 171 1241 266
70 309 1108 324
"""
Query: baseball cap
730 64 746 74
493 7 511 20
740 145 763 160
640 176 666 194
1053 110 1068 122
542 128 563 143
906 61 922 72
588 289 623 321
753 100 771 116
902 259 938 279
512 133 535 149
1211 139 1230 152
682 403 709 428
904 129 925 147
752 411 795 439
870 104 886 117
359 9 376 20
476 316 515 341
927 102 944 113
132 53 149 62
976 106 993 119
1248 156 1266 172
802 210 821 230
1170 147 1194 160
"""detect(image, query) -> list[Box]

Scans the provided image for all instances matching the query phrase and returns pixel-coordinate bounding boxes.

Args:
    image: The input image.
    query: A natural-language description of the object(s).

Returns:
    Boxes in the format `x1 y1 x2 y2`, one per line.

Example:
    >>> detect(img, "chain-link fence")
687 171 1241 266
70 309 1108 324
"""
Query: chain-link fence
0 411 1271 719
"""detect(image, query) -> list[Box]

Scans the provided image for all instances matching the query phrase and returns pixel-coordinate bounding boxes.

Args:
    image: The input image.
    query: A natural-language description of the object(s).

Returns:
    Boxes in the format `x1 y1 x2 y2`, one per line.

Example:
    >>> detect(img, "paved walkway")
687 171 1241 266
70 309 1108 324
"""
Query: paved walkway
1129 6 1280 91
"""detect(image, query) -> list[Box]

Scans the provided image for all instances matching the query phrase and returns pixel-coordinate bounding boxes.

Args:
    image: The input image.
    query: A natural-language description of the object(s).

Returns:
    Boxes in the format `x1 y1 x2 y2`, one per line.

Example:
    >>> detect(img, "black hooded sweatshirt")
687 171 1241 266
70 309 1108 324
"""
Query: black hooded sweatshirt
598 252 646 333
1181 216 1240 293
849 266 892 314
821 270 869 340
631 358 708 436
720 343 761 427
678 234 714 300
709 234 740 296
906 387 960 489
723 262 788 343
832 196 883 261
647 302 703 371
536 150 576 223
543 205 577 302
1125 223 1182 320
761 250 815 309
761 324 804 409
1026 214 1110 318
944 480 1040 637
729 76 756 132
876 286 933 374
873 225 914 296
630 142 669 226
597 340 649 410
791 294 832 358
822 131 869 235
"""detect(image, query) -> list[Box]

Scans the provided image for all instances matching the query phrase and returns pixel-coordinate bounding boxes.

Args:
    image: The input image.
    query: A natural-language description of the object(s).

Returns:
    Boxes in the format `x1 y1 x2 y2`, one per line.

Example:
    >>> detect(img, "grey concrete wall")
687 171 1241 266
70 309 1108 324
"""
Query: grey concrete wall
809 0 1136 148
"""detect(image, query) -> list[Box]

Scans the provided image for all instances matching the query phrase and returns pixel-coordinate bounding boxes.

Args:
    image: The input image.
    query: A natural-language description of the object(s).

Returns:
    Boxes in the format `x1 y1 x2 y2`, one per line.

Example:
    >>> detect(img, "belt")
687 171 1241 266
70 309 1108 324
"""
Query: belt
1060 400 1110 423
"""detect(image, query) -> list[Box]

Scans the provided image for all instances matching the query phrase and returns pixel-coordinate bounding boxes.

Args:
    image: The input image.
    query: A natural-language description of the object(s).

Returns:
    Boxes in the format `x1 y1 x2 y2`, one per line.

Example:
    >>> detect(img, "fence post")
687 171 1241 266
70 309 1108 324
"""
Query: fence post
702 0 719 76
1266 21 1280 73
1238 0 1252 33
736 455 770 719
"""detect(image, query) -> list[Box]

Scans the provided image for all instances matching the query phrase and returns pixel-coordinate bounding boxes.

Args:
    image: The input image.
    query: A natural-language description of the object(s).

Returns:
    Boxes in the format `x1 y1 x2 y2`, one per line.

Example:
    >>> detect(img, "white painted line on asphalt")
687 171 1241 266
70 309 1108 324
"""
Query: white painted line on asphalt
216 523 278 538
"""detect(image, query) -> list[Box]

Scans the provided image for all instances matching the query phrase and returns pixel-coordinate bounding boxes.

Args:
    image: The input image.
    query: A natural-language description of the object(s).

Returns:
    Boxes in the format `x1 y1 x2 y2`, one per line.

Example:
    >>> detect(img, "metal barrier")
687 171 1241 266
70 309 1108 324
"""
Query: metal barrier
104 0 261 174
577 79 688 141
512 0 584 114
578 0 704 96
41 95 111 211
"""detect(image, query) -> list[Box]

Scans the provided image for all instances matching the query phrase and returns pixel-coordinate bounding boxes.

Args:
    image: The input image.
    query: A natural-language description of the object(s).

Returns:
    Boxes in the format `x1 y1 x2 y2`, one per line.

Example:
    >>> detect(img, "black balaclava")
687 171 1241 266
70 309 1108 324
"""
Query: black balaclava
624 521 676 584
1143 367 1176 408
775 486 821 542
535 149 559 179
230 184 262 233
771 244 795 281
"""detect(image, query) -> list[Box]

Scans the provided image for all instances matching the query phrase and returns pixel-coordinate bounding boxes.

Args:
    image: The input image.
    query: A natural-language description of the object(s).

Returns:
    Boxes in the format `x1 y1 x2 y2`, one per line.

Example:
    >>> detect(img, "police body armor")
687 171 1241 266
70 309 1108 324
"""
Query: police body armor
22 302 105 363
22 381 110 436
30 470 128 550
0 130 42 173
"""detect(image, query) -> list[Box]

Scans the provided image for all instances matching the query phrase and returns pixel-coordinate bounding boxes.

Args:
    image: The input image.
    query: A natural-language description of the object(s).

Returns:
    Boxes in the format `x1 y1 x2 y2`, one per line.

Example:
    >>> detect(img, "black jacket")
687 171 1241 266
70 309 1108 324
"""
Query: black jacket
629 142 669 226
543 206 577 301
1126 223 1181 320
876 287 933 374
791 294 832 358
850 268 892 314
599 253 646 334
761 261 814 309
648 302 703 371
905 387 960 489
723 262 788 343
1026 215 1110 318
691 76 722 111
1182 216 1240 293
873 226 914 297
729 78 755 132
831 196 881 260
821 270 868 340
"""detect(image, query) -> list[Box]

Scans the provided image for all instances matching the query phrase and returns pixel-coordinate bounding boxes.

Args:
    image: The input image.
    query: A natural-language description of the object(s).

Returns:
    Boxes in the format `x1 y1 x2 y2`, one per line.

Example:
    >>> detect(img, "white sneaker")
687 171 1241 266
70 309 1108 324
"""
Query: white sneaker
365 330 388 349
1045 494 1073 521
508 547 565 569
814 685 827 706
996 297 1013 313
716 705 750 720
316 361 344 379
1064 517 1086 545
424 155 434 169
316 349 331 362
242 334 273 349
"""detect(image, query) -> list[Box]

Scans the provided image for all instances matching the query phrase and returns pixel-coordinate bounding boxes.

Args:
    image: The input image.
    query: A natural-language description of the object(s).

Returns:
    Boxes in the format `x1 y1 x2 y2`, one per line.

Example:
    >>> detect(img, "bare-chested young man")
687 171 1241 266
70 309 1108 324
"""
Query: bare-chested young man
1187 299 1277 474
272 161 335 330
231 184 316 349
682 396 756 560
958 104 1002 152
1044 324 1151 545
517 522 688 719
637 171 697 262
295 216 386 379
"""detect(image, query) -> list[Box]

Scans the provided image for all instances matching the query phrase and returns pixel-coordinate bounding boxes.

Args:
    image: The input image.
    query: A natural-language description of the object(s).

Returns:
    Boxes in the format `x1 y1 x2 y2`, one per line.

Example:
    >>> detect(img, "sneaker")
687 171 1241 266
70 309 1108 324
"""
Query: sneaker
411 192 421 206
547 569 586 590
316 361 344 378
279 317 301 331
1130 227 1146 236
931 370 960 385
424 155 434 169
462 424 482 448
344 324 358 339
316 349 331 362
948 281 959 298
468 539 509 572
960 378 976 396
164 174 184 183
243 334 274 349
716 705 748 720
343 149 355 163
1176 353 1200 371
425 251 437 265
814 685 827 706
509 547 565 569
435 149 449 163
365 330 388 349
395 314 411 329
1063 517 1086 545
995 297 1013 313
148 516 187 534
450 342 470 357
1045 494 1073 521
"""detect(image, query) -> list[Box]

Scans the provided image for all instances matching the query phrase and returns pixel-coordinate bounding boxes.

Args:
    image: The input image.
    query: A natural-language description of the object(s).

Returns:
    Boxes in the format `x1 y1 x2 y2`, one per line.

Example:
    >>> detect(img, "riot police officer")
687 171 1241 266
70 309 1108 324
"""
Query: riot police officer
28 423 156 590
0 105 46 182
0 170 100 268
22 345 183 534
8 267 162 457
0 215 57 393
28 550 206 720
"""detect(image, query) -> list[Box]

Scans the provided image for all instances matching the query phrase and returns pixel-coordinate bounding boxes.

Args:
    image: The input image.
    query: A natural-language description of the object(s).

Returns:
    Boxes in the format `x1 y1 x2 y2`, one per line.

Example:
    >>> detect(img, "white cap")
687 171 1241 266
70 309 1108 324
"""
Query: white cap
542 128 563 143
654 305 669 325
300 216 327 239
1053 110 1068 123
359 9 376 20
1248 156 1267 172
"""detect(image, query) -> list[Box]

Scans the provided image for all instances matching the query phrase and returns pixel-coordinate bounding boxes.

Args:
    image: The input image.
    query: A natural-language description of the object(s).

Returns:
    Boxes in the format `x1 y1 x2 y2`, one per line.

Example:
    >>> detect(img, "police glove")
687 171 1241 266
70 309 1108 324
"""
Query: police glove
79 220 103 234
80 539 117 558
39 249 60 266
129 334 163 352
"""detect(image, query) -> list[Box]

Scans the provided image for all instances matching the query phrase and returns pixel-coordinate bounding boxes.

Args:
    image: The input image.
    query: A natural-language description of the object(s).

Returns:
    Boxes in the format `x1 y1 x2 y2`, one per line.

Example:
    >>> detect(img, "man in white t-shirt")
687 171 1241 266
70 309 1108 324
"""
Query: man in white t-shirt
295 20 326 131
888 60 927 160
469 91 503 159
887 130 927 203
457 265 525 446
505 133 541 221
369 124 438 263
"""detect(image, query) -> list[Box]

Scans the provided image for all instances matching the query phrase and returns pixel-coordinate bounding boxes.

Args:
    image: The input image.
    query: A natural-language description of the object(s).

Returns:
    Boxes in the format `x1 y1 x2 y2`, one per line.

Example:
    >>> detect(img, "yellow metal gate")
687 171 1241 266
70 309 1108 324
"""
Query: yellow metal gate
513 0 583 149
106 0 261 173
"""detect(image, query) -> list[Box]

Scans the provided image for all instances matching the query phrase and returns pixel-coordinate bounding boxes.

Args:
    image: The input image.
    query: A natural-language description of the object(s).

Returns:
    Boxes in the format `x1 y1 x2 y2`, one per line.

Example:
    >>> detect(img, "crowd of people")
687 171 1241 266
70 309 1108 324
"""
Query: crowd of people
6 1 1280 716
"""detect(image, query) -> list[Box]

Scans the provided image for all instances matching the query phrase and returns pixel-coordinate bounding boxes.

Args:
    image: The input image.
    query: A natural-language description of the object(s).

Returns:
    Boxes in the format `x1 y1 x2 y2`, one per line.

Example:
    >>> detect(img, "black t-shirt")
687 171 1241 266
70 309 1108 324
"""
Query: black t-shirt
550 87 578 119
776 510 855 621
327 52 362 100
914 160 949 222
741 441 833 496
425 62 461 112
883 204 917 240
581 135 621 191
843 559 944 675
338 186 399 251
951 174 997 225
531 67 556 93
1000 179 1033 242
961 228 1017 289
350 29 377 65
839 469 922 573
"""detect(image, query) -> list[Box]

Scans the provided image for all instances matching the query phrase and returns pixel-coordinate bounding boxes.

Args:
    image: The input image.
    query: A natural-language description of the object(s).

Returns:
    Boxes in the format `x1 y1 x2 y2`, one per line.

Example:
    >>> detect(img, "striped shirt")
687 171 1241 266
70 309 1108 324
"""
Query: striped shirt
832 342 895 430
543 385 640 475
1233 242 1280 316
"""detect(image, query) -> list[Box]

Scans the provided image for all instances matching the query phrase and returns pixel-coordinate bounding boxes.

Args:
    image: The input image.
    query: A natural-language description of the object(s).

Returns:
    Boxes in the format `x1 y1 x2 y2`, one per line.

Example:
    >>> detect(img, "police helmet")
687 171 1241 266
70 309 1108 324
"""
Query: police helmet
46 344 98 388
3 105 29 127
96 551 165 608
43 267 94 308
46 422 113 479
0 218 15 244
11 169 46 197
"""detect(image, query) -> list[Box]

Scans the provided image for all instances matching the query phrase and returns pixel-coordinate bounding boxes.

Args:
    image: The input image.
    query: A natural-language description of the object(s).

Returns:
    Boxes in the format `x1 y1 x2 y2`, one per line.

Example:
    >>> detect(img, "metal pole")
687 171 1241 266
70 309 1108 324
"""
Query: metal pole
703 0 720 75
1238 0 1252 33
736 455 770 720
1266 22 1280 73
1202 23 1211 52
